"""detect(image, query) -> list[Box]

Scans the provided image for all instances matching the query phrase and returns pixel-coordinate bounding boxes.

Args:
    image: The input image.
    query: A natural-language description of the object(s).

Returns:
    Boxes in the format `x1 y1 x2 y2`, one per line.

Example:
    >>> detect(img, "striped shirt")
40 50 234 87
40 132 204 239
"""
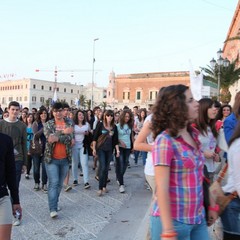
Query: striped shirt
152 127 205 224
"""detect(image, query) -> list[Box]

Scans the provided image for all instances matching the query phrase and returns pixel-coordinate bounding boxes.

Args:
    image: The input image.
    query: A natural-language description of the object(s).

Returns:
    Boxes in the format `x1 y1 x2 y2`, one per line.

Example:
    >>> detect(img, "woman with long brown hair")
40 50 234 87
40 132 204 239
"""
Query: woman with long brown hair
116 109 134 193
150 85 216 240
92 110 120 196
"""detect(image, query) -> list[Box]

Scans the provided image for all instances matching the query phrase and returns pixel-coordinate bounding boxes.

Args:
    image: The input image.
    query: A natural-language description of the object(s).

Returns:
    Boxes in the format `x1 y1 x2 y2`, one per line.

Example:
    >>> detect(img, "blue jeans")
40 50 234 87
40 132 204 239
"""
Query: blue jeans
116 148 131 185
32 154 47 185
45 158 69 212
134 151 148 165
221 197 240 236
72 146 89 184
15 161 23 190
150 216 209 240
97 149 112 190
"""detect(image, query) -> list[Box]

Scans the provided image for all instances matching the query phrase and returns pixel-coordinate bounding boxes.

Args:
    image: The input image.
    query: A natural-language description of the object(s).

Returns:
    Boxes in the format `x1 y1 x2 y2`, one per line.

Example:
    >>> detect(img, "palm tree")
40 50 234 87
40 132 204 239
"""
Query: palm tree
201 58 240 103
79 94 86 109
86 100 91 110
100 101 108 111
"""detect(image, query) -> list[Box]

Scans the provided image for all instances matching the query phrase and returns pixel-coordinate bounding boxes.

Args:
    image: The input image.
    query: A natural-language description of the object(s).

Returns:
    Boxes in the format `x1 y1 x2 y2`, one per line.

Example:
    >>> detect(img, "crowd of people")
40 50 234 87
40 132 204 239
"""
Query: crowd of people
0 85 240 239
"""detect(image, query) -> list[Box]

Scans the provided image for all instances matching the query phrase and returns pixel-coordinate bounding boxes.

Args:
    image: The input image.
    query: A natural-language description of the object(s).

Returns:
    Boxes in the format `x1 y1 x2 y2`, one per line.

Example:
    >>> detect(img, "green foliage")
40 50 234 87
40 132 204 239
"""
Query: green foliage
201 58 240 89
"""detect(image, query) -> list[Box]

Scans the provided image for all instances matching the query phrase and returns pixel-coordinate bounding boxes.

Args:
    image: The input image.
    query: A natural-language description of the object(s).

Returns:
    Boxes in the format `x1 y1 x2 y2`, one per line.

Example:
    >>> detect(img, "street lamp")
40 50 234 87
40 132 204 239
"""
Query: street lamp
210 48 230 101
91 38 99 110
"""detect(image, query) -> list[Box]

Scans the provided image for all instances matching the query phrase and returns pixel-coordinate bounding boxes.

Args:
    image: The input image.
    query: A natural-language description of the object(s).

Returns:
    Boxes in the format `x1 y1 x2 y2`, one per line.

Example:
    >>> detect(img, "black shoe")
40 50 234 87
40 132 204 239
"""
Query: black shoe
73 180 78 186
25 174 30 179
84 182 91 189
95 176 99 181
80 173 83 177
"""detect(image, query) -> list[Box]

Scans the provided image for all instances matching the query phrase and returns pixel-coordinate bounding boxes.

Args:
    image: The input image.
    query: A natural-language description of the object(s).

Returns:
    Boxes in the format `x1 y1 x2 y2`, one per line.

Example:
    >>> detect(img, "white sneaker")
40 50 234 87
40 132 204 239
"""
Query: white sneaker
13 217 21 226
119 185 125 193
50 211 58 218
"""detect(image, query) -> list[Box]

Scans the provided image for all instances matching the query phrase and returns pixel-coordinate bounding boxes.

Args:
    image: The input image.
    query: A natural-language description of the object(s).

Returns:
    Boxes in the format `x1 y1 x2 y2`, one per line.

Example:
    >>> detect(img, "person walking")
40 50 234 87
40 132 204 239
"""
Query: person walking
43 102 74 218
72 110 91 189
150 85 217 240
0 101 27 226
116 109 134 193
0 133 22 240
32 107 49 192
92 110 120 196
221 121 240 239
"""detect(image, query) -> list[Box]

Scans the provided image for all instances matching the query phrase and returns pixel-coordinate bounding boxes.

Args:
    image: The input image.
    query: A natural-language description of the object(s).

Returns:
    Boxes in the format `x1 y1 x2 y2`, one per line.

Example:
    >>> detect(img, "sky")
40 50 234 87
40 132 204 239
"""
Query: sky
0 0 238 87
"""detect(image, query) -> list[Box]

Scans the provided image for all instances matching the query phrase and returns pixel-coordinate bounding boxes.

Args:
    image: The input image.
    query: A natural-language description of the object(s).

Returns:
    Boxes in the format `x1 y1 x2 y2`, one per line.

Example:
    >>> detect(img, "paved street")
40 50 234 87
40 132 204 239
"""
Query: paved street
12 160 151 240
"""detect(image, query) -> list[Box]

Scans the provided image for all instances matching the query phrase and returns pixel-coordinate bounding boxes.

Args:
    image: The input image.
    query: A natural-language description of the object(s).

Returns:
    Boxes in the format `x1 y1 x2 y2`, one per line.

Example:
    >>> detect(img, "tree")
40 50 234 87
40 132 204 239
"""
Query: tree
201 58 240 103
79 94 86 109
100 101 108 111
86 100 91 110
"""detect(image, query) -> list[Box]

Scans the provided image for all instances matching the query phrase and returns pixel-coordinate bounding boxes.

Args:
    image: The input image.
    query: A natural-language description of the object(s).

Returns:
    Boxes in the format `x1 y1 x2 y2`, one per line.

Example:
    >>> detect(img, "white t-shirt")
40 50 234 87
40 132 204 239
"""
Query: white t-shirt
222 138 240 196
144 114 154 176
74 123 89 148
198 127 217 173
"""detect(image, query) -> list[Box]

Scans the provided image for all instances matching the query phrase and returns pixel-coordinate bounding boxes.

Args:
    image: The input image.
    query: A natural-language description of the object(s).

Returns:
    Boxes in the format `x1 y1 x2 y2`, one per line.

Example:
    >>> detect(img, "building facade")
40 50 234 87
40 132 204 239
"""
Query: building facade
106 71 190 110
0 78 106 110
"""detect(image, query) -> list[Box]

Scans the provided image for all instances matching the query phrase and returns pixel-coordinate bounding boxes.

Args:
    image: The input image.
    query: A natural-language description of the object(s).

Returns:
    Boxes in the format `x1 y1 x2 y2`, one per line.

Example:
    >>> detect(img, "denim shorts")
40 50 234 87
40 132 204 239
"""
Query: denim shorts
220 197 240 235
150 215 209 240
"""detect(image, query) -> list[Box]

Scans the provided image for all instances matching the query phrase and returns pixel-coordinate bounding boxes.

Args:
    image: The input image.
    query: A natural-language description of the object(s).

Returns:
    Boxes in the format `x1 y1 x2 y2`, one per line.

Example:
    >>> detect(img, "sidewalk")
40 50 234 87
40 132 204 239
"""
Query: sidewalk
12 162 151 240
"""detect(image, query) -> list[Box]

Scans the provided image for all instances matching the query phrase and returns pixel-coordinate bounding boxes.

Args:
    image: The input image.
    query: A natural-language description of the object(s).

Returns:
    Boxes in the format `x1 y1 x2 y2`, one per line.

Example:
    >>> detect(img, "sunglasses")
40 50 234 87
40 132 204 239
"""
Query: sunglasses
106 114 114 117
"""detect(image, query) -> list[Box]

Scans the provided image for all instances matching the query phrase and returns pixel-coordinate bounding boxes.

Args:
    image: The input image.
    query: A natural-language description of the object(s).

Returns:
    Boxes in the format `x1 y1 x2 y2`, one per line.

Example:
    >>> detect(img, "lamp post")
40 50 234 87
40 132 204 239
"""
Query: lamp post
210 48 230 101
91 38 99 110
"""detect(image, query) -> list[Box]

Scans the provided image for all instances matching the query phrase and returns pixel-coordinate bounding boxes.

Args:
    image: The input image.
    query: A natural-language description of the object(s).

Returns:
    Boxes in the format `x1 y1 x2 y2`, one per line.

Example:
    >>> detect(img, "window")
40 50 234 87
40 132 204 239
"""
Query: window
19 97 22 101
136 91 141 100
71 89 73 93
2 97 5 104
40 97 44 103
32 96 36 102
9 97 13 101
41 85 44 90
49 86 52 91
33 84 36 89
57 88 59 92
123 91 130 100
16 97 18 101
64 88 66 93
149 91 158 100
24 96 27 101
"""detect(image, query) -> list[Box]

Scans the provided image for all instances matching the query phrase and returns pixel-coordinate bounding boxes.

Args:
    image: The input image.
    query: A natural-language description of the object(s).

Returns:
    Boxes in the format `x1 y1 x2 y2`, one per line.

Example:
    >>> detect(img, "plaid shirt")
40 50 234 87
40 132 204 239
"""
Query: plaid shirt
152 127 205 224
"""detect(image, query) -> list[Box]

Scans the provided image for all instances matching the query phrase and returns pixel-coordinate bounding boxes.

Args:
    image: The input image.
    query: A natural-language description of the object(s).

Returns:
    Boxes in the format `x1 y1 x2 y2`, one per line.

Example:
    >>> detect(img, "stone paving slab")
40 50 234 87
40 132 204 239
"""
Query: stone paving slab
12 161 151 240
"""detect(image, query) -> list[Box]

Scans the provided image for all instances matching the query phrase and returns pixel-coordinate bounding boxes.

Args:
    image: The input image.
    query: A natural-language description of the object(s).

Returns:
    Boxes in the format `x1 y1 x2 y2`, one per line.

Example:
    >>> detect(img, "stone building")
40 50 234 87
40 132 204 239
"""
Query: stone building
223 0 240 105
0 78 106 110
106 71 190 110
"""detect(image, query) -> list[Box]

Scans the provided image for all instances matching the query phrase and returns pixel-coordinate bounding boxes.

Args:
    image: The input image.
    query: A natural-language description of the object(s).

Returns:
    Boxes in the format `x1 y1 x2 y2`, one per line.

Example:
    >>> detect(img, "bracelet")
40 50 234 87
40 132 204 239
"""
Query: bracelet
160 232 177 238
208 204 219 212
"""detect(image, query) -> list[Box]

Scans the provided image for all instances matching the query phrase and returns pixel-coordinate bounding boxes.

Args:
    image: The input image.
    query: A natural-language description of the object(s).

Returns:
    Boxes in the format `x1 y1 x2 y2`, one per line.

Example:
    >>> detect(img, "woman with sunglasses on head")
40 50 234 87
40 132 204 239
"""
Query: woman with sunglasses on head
150 85 215 240
116 109 134 193
92 110 120 196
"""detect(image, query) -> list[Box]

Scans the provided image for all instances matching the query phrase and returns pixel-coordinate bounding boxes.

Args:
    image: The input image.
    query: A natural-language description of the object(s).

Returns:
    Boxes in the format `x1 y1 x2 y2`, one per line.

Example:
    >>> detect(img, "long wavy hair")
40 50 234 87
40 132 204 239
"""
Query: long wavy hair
195 98 217 138
151 84 189 139
119 109 134 129
74 110 86 125
215 104 232 121
103 110 115 128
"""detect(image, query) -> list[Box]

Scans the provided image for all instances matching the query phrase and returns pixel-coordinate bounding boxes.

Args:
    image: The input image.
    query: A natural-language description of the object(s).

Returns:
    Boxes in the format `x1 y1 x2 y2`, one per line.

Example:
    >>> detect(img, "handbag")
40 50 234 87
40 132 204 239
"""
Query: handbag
29 134 43 155
90 133 108 150
217 127 228 152
209 163 238 215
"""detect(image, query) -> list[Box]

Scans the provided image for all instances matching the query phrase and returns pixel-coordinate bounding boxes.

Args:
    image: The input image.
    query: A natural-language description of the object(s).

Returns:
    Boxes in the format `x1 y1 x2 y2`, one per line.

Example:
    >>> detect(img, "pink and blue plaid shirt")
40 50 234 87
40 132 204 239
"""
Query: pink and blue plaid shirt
152 127 205 224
